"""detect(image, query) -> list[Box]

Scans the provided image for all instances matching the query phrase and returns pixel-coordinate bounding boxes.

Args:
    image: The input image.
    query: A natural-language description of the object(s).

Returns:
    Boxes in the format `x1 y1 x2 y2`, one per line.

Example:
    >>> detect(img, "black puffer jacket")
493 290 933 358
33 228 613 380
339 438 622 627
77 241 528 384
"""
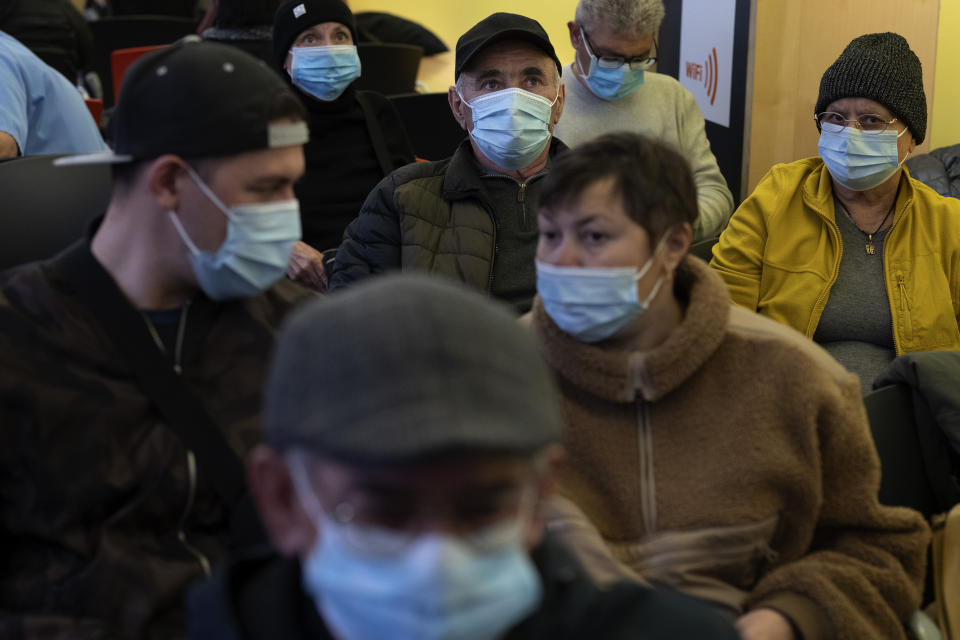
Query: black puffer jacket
905 144 960 198
330 138 567 310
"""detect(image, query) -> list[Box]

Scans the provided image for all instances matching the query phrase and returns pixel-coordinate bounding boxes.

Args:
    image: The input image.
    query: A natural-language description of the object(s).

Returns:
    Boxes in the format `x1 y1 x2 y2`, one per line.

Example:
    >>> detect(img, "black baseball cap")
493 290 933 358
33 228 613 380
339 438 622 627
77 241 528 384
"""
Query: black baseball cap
455 12 562 80
57 38 309 166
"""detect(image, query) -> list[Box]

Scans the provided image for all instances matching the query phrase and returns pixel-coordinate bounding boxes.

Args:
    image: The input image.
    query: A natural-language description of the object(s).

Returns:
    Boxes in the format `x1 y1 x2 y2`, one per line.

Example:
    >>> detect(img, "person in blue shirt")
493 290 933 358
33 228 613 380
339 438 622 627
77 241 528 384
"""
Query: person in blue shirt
0 30 107 158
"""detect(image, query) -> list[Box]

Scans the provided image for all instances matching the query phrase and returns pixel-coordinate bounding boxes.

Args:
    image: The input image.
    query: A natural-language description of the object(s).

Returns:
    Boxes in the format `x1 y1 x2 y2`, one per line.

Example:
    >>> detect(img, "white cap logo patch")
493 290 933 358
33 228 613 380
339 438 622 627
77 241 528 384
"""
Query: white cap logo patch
268 121 310 148
293 3 306 18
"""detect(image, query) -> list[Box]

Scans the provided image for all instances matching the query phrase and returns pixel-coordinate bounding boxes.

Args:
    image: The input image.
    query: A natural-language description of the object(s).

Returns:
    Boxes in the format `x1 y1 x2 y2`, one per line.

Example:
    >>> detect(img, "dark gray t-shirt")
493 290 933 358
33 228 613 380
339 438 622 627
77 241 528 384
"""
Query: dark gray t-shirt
813 200 895 393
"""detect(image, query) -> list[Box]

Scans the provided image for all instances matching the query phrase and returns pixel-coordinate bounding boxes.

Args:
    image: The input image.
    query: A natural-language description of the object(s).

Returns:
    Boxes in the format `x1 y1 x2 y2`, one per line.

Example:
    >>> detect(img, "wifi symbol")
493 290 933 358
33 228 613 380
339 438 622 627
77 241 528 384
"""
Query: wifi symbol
703 47 718 105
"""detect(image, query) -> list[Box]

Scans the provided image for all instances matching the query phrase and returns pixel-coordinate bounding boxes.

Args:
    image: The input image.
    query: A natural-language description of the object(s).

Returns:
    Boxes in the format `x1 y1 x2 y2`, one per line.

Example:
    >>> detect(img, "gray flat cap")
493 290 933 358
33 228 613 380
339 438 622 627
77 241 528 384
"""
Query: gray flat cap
263 274 564 462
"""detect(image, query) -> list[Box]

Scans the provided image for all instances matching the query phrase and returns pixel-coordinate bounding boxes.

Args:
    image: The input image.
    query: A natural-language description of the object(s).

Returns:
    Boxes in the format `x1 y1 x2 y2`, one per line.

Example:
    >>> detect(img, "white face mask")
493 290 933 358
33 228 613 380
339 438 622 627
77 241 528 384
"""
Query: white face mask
458 86 558 170
817 124 909 191
168 165 301 300
287 455 544 640
536 247 664 343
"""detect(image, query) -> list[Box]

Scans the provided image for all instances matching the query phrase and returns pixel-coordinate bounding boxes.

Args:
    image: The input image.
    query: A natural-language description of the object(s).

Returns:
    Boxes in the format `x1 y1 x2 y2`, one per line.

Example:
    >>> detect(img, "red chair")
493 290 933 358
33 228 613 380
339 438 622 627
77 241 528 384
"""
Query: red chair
84 98 104 126
111 45 167 99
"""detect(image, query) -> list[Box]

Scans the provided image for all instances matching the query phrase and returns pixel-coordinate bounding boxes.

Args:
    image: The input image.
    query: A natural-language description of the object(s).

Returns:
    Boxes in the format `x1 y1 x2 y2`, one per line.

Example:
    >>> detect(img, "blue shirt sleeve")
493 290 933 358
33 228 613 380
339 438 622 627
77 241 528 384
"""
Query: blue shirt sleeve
0 55 28 152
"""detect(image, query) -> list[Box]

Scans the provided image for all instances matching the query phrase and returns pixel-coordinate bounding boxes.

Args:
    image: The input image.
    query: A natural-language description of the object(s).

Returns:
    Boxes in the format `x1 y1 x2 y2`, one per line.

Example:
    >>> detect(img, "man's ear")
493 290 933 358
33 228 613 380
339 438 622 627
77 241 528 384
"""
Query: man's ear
145 154 188 212
567 20 580 49
448 84 470 131
524 443 566 549
247 445 317 556
552 82 566 128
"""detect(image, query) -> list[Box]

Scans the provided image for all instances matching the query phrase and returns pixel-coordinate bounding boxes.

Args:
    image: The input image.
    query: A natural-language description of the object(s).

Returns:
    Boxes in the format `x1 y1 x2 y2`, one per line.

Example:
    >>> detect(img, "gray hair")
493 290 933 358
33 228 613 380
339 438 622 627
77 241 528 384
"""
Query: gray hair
575 0 665 38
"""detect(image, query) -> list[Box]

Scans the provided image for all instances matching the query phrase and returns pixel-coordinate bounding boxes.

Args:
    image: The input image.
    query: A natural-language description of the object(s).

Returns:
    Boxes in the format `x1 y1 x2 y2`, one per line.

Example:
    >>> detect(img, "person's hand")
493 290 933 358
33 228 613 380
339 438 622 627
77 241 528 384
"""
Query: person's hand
286 241 328 293
736 609 796 640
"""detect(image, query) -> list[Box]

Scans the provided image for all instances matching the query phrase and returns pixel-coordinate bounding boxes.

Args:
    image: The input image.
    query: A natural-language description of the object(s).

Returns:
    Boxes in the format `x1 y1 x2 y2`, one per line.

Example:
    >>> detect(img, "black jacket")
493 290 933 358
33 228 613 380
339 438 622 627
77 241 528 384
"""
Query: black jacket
330 138 567 312
875 351 960 511
295 84 415 252
0 237 312 639
188 533 740 640
905 144 960 199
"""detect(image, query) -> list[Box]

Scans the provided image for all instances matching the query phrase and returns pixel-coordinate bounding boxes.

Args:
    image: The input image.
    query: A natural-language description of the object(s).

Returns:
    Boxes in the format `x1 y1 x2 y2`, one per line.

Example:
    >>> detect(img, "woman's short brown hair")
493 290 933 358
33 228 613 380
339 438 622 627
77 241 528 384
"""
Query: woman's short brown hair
539 132 698 245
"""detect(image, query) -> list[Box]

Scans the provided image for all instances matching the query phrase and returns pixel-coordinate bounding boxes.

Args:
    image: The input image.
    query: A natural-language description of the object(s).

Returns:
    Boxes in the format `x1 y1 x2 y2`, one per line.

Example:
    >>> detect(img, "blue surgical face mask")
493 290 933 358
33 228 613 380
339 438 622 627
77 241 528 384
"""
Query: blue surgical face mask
460 87 558 170
290 45 362 101
818 124 909 191
287 456 543 640
168 166 301 300
536 249 665 343
577 30 645 101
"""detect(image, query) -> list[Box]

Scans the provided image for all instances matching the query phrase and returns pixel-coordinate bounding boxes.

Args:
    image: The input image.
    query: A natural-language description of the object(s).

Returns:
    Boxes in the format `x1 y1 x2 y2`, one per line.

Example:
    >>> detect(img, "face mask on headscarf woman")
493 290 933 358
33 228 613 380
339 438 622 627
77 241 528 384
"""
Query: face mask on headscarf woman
818 123 910 191
289 45 362 101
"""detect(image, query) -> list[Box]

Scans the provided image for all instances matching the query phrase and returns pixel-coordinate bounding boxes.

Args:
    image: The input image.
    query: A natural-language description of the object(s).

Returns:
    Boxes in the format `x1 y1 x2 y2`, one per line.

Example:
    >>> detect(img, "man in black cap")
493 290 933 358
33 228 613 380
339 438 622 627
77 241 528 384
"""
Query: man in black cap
188 274 739 640
329 12 568 314
0 40 313 638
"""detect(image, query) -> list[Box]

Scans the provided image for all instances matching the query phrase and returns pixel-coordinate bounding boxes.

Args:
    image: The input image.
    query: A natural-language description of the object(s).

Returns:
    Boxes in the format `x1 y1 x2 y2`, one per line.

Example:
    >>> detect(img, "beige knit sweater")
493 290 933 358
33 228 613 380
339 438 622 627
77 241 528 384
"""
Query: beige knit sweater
530 257 930 640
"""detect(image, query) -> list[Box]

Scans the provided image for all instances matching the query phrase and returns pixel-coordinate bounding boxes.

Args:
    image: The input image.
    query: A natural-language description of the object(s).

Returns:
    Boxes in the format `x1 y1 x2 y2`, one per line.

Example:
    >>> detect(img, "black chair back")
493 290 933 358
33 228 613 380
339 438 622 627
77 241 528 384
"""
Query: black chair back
863 383 941 518
355 43 423 96
89 15 197 106
389 92 465 161
110 0 198 17
0 155 112 270
689 236 719 262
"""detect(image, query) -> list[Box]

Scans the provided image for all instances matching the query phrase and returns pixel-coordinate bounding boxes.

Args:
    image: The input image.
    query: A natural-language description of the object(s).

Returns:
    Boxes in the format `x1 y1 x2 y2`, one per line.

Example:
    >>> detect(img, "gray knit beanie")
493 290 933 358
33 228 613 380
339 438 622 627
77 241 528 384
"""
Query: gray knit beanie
815 32 926 143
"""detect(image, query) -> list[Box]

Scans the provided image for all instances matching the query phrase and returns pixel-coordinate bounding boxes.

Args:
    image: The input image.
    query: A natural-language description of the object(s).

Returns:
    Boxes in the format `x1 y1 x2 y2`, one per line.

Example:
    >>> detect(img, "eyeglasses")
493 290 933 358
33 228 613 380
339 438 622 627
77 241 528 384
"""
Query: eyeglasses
815 112 900 135
286 450 539 555
580 26 657 71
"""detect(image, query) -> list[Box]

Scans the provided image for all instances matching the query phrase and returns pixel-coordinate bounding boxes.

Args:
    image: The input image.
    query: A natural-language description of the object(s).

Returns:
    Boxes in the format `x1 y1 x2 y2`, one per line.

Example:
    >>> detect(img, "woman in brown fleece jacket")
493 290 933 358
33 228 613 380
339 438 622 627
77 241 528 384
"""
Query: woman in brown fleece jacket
527 133 929 640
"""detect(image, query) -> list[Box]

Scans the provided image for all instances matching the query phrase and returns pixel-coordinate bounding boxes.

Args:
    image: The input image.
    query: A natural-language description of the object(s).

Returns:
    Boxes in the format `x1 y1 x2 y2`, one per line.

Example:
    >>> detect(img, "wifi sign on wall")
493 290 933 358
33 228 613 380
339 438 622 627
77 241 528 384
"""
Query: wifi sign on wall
679 0 736 127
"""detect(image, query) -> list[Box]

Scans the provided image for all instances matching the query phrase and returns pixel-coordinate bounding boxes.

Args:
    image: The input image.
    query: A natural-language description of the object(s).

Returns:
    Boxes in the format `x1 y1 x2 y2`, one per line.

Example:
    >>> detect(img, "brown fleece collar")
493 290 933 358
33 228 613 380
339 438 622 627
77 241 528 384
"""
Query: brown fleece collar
533 257 731 403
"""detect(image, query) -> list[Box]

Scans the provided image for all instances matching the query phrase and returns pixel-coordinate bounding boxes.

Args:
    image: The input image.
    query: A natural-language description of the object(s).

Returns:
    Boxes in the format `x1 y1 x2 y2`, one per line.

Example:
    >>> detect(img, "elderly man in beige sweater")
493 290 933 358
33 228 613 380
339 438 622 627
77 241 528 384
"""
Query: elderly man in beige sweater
554 0 733 241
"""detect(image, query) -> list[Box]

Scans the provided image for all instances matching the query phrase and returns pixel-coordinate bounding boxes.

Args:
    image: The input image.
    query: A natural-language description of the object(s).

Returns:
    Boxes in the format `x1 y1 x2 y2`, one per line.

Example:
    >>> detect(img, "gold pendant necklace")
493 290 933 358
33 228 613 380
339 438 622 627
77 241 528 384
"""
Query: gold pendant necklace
836 195 897 256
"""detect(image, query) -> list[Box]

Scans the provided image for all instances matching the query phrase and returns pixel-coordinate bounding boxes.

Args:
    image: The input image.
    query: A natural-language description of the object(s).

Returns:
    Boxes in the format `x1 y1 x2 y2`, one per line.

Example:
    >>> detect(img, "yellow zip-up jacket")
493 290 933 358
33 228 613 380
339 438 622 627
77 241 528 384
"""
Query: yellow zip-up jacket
711 157 960 355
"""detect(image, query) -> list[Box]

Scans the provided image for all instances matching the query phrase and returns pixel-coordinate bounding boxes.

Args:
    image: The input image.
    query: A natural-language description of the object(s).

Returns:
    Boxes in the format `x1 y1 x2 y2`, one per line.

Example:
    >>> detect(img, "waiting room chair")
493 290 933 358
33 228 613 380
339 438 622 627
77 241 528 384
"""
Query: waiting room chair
111 45 167 98
109 0 198 17
389 92 464 161
84 98 104 127
355 43 423 96
864 383 943 519
89 16 197 106
689 236 719 263
0 155 112 270
864 383 942 621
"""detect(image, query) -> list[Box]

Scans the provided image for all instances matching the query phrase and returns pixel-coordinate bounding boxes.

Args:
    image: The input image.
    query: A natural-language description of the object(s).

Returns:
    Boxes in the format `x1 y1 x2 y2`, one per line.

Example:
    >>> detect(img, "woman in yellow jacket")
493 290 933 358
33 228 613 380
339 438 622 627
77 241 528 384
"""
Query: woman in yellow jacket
712 32 960 391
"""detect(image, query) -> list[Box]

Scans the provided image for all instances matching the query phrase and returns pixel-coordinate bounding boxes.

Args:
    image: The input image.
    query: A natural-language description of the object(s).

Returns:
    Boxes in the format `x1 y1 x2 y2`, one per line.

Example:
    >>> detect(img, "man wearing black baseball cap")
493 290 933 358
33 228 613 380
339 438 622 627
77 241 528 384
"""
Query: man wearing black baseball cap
0 39 315 638
188 274 739 639
329 13 568 314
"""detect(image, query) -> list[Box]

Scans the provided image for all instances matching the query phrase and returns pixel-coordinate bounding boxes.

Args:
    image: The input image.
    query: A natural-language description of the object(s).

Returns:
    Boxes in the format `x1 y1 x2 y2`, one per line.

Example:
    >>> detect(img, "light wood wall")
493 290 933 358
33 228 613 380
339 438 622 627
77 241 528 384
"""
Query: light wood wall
348 0 579 93
931 0 960 148
746 0 940 193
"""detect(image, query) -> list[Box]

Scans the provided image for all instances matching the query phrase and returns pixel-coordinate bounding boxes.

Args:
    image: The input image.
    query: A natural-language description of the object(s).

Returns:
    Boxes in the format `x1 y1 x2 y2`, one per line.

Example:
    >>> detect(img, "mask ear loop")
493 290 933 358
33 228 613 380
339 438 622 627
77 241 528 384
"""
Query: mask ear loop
286 450 327 523
182 163 235 220
634 234 672 306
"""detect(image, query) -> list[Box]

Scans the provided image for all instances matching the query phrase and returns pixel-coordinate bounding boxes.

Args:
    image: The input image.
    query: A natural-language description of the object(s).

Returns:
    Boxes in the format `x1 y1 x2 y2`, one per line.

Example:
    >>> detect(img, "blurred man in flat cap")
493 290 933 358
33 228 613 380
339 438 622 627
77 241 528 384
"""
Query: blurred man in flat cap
189 274 740 640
